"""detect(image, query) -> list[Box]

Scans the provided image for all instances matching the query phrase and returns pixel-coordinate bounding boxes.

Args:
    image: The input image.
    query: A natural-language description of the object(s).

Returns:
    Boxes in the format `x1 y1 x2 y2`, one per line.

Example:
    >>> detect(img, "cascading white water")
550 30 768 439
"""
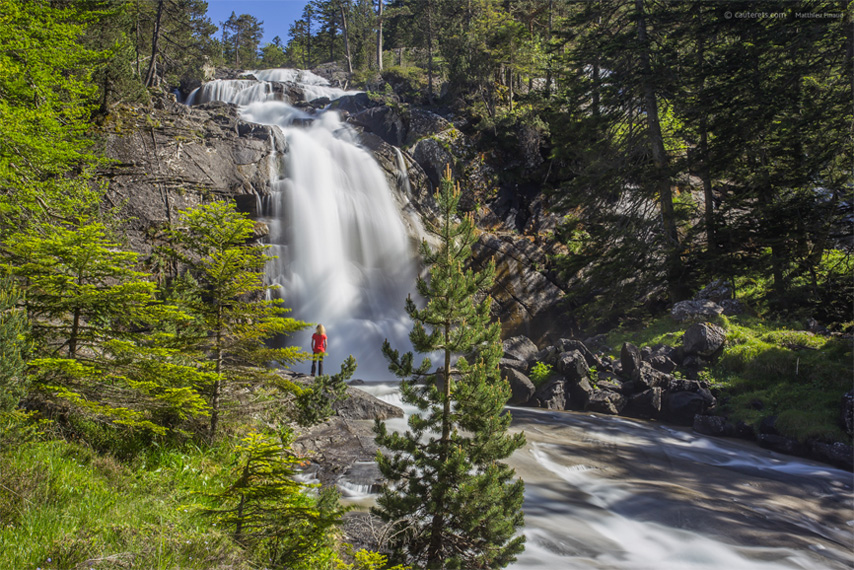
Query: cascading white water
187 70 417 379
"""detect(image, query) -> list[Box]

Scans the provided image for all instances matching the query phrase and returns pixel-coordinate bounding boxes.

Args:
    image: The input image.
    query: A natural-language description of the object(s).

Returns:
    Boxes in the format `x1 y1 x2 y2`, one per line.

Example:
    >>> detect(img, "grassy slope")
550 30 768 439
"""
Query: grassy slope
606 313 853 445
0 437 251 570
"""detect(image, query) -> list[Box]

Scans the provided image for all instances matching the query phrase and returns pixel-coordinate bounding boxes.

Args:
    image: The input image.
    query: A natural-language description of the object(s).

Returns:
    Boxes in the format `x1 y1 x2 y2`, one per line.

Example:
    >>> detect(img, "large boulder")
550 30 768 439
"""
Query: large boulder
631 363 672 390
557 339 602 368
351 106 407 147
586 390 626 415
667 378 716 409
622 388 663 419
693 415 735 437
682 322 727 357
557 350 590 383
499 357 529 374
565 377 595 411
502 368 536 406
662 391 708 425
671 300 723 323
333 386 404 420
502 336 540 362
620 342 642 377
533 378 566 410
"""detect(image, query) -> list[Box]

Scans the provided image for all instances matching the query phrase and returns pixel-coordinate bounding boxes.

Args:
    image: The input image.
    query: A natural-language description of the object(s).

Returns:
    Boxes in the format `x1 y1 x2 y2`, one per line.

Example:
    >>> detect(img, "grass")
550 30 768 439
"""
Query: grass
605 314 853 445
0 437 250 570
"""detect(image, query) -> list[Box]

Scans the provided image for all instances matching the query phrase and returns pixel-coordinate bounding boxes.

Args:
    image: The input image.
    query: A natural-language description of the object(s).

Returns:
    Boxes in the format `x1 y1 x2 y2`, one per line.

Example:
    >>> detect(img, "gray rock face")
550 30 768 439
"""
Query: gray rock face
533 378 566 410
696 280 733 303
502 335 540 362
351 106 407 147
101 98 278 253
411 137 455 189
499 357 529 374
671 300 724 323
503 368 536 406
472 234 567 345
682 322 727 357
294 417 378 486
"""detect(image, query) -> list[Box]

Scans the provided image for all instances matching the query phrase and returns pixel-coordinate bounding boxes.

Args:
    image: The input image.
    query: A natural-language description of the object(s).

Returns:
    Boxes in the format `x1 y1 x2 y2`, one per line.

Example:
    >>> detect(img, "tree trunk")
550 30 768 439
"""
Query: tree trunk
144 0 164 88
340 2 353 74
376 0 383 71
210 307 223 439
636 0 683 300
694 5 716 253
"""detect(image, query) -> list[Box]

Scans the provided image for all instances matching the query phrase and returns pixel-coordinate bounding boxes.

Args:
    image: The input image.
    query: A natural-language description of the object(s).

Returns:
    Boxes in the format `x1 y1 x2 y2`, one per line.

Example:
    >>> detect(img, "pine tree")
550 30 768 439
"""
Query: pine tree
0 278 28 414
374 166 526 570
162 201 309 439
3 221 213 435
202 429 344 570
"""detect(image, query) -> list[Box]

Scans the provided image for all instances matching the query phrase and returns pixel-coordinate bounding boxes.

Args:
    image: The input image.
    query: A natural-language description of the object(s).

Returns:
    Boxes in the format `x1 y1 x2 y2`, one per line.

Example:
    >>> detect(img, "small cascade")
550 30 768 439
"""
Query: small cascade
188 69 417 379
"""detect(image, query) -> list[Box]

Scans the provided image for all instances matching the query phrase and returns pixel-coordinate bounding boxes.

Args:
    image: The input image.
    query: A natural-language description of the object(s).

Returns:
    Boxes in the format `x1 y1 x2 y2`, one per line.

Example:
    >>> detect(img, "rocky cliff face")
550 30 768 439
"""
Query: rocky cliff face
99 86 567 344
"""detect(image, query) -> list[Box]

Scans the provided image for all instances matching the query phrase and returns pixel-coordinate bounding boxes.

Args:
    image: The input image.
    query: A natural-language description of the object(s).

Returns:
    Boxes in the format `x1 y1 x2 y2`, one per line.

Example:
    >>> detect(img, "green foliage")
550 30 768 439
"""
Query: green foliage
337 548 410 570
0 0 102 230
162 201 309 439
528 362 552 387
3 221 212 438
374 167 525 569
200 429 343 570
0 278 28 413
292 355 356 427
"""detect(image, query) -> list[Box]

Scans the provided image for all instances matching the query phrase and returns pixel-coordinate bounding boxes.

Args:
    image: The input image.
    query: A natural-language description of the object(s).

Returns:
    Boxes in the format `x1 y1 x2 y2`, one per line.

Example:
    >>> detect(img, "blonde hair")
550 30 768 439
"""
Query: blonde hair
316 324 326 335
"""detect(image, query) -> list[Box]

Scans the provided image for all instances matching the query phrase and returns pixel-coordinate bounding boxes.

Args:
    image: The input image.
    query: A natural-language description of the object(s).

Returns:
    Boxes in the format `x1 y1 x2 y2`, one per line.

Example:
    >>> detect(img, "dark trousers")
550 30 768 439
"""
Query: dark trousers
311 355 324 376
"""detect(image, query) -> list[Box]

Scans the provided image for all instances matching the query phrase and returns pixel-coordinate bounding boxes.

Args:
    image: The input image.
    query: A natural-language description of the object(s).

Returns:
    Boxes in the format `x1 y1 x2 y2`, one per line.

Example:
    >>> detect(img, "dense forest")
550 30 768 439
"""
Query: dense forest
0 1 851 569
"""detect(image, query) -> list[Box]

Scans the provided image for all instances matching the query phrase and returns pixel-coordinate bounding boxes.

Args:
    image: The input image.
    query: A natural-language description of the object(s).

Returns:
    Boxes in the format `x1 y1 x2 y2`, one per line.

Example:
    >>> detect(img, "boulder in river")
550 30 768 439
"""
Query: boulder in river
503 367 536 406
586 390 627 415
503 335 540 362
533 378 566 410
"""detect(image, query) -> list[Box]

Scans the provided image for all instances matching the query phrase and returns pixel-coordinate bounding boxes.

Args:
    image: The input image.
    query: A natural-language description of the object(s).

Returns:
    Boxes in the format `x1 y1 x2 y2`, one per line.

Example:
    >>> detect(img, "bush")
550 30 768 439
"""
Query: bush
529 362 553 387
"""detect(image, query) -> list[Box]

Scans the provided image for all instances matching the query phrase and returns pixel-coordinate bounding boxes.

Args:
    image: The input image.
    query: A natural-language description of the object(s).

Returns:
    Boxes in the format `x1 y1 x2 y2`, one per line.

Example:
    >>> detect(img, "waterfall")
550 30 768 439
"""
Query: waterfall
187 69 417 379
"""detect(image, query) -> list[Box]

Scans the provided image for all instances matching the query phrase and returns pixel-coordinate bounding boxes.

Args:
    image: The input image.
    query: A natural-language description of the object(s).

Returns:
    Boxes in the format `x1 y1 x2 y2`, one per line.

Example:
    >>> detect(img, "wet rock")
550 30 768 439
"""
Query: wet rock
623 388 662 419
557 350 590 383
620 342 642 377
333 387 404 421
503 367 536 406
671 300 723 323
663 391 708 425
682 322 726 357
351 106 407 147
502 335 539 362
808 440 854 471
533 378 566 410
693 415 734 437
294 417 378 486
758 434 808 457
667 379 715 408
586 390 626 415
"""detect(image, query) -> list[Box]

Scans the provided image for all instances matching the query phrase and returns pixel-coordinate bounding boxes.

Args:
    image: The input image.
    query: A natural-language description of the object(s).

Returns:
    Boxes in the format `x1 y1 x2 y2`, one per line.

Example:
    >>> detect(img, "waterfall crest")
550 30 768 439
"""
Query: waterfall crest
188 69 417 379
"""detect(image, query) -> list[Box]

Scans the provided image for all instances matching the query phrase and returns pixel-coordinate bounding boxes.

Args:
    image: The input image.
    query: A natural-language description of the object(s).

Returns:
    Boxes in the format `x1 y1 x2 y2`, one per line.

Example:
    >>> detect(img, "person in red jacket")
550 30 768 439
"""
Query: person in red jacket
310 324 327 376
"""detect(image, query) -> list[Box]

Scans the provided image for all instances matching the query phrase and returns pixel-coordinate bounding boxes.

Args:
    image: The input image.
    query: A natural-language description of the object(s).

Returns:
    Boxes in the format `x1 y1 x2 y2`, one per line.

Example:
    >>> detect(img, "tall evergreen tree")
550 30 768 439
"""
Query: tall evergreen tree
162 201 308 439
374 166 526 570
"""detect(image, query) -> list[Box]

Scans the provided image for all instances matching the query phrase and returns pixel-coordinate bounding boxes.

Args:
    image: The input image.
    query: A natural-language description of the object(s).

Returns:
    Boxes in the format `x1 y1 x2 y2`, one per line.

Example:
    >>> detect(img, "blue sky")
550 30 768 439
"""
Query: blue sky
205 0 312 45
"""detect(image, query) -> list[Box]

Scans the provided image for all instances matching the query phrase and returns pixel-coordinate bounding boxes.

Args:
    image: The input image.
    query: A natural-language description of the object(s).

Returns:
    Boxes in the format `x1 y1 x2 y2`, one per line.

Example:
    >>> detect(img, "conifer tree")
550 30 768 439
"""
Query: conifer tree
374 166 526 570
162 201 309 439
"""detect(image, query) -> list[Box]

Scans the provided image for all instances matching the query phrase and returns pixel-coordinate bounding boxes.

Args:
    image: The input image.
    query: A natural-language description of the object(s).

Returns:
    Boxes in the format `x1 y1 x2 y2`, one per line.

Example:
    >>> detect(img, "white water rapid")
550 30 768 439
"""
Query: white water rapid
188 69 418 378
360 383 854 570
